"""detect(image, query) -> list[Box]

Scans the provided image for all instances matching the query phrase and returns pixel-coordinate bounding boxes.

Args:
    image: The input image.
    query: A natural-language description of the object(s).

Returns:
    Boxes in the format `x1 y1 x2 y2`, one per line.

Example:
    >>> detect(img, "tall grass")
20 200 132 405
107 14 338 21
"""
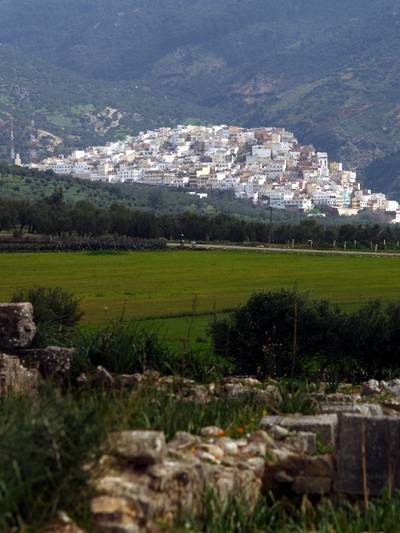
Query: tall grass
0 385 268 529
175 491 400 533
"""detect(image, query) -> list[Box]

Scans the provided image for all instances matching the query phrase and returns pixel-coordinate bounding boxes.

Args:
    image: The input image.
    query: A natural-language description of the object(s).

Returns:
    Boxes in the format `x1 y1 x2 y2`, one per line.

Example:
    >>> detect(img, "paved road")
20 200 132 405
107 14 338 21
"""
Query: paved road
167 242 400 258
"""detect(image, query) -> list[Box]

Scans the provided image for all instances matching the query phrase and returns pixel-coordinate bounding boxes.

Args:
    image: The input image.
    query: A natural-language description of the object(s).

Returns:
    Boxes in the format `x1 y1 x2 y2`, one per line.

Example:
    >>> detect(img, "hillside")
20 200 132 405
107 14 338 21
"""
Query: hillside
1 0 400 194
0 164 304 221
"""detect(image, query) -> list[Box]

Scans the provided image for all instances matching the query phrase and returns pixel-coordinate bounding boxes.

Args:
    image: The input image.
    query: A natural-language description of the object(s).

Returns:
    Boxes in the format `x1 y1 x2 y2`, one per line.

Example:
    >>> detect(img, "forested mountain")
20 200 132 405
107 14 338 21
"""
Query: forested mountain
1 0 400 194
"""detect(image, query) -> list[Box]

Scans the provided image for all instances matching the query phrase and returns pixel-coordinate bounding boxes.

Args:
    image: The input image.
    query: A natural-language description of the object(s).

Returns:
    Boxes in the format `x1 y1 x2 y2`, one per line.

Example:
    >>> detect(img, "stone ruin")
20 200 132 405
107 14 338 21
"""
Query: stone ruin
0 302 75 396
3 302 400 531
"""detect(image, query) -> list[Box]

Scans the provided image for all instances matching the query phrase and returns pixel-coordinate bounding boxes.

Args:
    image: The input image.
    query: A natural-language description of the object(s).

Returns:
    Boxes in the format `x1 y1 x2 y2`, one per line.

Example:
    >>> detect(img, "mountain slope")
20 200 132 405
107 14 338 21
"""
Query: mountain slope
1 0 400 194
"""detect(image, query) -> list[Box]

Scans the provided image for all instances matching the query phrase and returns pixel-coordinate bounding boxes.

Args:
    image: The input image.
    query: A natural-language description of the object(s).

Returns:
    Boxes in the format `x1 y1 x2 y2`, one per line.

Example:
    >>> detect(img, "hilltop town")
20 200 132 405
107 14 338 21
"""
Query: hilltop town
37 125 399 219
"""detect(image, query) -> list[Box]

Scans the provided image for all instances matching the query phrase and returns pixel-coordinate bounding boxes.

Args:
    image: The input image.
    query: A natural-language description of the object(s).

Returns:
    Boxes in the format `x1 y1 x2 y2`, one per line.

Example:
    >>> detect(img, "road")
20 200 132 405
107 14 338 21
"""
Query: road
167 242 400 258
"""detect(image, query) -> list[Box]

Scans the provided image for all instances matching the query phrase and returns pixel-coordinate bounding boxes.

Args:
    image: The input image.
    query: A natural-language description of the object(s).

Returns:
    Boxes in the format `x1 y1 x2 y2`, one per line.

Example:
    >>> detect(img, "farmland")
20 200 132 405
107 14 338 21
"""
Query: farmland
1 249 400 348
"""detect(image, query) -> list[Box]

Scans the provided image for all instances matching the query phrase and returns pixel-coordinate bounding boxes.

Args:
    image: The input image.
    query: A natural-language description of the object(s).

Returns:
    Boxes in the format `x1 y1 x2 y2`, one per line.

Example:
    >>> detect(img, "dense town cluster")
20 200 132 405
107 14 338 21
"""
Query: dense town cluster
37 125 399 217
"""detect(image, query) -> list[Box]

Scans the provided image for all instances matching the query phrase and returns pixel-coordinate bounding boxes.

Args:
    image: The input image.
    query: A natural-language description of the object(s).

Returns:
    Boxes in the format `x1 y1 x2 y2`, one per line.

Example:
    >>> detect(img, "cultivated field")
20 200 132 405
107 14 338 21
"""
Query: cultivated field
1 249 400 347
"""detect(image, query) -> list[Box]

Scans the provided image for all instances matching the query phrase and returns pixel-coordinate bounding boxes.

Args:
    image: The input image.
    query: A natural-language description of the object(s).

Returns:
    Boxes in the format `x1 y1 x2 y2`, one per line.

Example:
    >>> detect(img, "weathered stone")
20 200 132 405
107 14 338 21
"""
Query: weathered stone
292 475 332 495
0 353 40 397
196 443 224 462
18 346 75 379
362 379 381 396
335 414 400 495
382 400 400 412
108 431 166 466
284 432 316 455
44 512 84 533
303 455 335 478
320 402 383 417
167 432 200 452
0 303 36 349
117 373 143 387
217 437 239 455
261 414 338 447
382 379 400 397
200 426 225 437
267 425 289 440
324 393 361 403
93 365 115 388
91 496 141 532
248 430 276 448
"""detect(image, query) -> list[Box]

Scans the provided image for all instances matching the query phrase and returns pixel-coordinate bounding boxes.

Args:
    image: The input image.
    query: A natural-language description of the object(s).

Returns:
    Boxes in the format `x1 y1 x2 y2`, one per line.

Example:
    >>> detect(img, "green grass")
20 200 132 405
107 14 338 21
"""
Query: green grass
2 249 400 347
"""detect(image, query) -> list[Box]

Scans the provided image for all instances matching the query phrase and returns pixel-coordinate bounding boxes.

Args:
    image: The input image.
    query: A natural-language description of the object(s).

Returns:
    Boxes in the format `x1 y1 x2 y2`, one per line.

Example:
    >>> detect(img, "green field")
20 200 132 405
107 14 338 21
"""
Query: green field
1 249 400 348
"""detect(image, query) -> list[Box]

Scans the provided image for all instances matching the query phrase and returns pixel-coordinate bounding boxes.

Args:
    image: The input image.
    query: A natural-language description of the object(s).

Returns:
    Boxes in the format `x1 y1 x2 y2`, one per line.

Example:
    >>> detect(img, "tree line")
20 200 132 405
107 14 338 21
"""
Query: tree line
1 192 400 248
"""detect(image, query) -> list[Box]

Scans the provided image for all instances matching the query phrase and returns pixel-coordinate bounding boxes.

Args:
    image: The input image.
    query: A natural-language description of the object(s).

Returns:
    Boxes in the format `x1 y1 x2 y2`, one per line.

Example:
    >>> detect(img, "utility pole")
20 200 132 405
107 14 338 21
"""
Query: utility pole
268 206 273 244
10 119 15 163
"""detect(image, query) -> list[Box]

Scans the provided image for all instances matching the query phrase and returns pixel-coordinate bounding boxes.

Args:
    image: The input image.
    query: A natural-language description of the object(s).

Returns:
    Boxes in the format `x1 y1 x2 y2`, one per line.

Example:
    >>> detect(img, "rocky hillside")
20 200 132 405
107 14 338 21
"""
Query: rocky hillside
1 0 400 194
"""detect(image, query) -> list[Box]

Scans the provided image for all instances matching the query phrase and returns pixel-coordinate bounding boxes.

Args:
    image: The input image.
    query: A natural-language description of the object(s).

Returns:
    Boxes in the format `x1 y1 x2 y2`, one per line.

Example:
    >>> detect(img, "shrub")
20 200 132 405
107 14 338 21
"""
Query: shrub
211 290 345 379
267 380 319 415
11 286 84 346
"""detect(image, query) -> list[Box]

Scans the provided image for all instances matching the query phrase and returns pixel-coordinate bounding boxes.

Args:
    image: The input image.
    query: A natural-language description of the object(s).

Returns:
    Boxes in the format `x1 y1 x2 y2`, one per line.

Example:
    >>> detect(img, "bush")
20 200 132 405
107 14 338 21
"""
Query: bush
211 290 345 379
11 286 84 346
211 290 400 381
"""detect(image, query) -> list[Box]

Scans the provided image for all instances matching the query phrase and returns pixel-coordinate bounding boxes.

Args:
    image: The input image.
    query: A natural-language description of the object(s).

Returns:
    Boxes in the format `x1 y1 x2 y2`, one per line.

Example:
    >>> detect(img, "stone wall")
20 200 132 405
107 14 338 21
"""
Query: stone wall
0 353 40 397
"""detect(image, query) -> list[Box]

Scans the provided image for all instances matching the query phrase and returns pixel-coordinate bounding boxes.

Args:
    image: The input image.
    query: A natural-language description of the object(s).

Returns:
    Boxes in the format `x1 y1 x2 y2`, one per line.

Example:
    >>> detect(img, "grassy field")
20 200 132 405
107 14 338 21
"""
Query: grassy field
2 248 400 348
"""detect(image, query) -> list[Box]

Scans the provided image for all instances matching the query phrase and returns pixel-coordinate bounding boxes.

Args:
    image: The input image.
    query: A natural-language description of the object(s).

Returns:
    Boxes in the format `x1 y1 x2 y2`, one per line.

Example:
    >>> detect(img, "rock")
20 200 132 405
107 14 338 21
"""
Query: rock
248 430 276 448
303 455 335 478
241 441 267 458
94 365 114 388
0 353 40 397
362 379 381 396
382 379 400 396
284 432 316 455
117 373 143 387
0 303 36 349
267 425 289 441
91 496 141 532
335 414 400 495
261 414 338 447
292 475 332 495
18 346 75 379
200 426 225 437
217 437 239 455
196 443 224 462
325 393 361 403
167 432 200 452
275 470 294 483
382 400 400 412
44 512 84 533
108 431 166 466
320 402 383 417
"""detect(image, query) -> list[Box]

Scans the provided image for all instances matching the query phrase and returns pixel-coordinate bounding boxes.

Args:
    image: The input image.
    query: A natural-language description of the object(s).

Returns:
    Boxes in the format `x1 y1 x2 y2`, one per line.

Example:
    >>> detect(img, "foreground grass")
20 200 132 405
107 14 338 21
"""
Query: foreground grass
2 385 400 532
175 491 400 533
0 386 268 530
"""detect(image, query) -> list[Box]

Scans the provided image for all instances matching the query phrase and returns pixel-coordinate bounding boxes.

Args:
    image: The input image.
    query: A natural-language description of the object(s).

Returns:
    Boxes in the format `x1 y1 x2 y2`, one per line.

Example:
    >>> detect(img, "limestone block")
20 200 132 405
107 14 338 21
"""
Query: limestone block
320 402 383 417
108 431 166 466
260 414 338 447
0 353 40 397
335 414 400 495
18 346 75 379
0 303 36 349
